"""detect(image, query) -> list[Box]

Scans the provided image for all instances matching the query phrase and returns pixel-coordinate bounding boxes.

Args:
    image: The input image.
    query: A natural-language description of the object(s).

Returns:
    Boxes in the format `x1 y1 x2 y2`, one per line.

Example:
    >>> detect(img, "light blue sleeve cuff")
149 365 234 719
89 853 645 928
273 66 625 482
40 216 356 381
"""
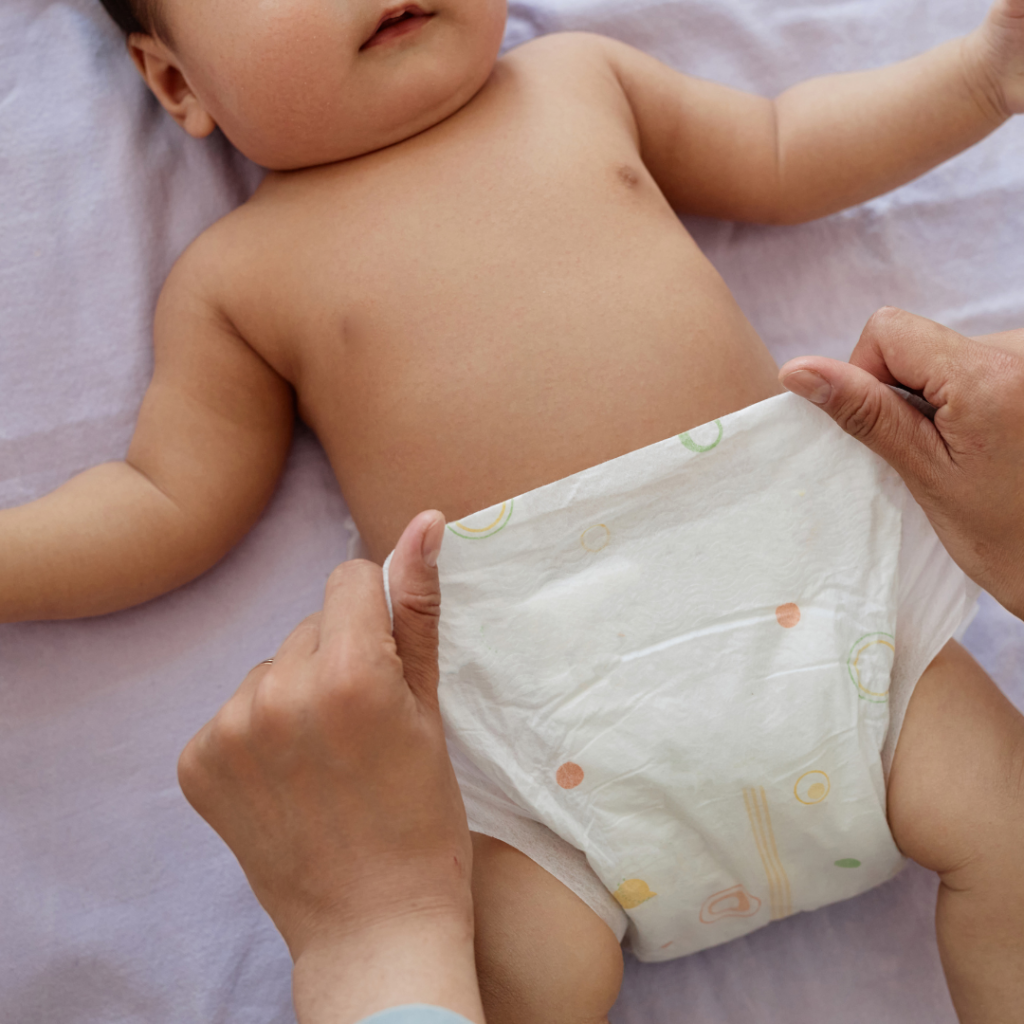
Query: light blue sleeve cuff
358 1006 476 1024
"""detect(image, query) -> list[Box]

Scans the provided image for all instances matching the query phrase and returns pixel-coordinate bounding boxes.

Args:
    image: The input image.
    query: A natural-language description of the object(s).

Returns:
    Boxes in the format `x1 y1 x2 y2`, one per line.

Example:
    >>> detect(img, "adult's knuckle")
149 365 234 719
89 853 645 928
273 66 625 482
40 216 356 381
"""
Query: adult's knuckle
291 613 321 639
325 559 382 597
367 646 405 693
397 583 442 621
321 643 365 687
249 676 298 747
208 697 252 756
835 387 886 443
865 304 906 338
176 739 203 797
864 305 928 355
325 637 394 688
176 730 223 815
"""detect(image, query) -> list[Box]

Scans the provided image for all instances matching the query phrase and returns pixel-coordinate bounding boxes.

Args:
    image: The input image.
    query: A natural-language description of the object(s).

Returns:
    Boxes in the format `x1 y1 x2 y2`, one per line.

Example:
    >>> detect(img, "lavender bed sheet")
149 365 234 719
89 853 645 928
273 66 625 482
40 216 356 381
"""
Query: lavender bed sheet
2 0 1023 1020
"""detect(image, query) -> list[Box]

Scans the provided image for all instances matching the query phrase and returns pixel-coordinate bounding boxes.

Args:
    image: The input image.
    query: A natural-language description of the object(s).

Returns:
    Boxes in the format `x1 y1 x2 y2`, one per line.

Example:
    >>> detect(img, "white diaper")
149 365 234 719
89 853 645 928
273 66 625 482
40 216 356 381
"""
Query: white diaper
384 393 978 960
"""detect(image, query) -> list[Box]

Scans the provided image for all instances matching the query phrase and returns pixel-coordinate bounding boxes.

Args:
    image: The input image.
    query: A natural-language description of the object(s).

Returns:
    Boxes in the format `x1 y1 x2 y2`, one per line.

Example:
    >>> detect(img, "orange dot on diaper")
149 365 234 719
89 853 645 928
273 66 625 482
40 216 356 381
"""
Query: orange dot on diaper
699 884 762 924
556 762 584 789
775 603 801 628
613 879 657 910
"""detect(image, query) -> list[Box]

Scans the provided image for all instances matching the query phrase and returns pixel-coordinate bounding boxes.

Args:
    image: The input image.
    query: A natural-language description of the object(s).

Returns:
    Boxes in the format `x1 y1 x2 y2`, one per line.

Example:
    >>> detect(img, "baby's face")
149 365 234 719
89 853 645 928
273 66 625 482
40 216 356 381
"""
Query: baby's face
149 0 508 169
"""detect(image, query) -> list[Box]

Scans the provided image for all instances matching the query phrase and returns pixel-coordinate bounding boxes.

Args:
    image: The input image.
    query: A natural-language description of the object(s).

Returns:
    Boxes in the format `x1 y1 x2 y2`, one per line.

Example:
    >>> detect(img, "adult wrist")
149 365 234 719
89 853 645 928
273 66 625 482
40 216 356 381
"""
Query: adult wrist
358 1006 478 1024
291 908 484 1024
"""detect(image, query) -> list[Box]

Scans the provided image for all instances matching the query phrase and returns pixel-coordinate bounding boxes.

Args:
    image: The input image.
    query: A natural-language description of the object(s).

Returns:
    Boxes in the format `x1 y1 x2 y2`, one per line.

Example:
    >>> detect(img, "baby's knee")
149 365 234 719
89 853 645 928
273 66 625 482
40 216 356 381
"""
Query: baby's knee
887 642 1024 888
471 833 623 1024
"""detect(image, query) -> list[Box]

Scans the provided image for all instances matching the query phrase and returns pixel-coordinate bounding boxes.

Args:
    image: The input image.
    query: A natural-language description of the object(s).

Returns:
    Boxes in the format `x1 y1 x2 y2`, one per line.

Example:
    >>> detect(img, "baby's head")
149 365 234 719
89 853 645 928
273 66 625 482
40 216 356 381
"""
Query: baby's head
101 0 507 170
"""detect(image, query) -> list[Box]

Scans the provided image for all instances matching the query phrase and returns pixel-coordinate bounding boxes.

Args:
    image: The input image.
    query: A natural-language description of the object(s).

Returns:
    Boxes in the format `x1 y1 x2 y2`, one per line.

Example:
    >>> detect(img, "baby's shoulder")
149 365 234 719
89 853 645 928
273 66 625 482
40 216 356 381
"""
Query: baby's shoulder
504 31 627 84
509 29 619 62
501 31 645 120
159 192 280 306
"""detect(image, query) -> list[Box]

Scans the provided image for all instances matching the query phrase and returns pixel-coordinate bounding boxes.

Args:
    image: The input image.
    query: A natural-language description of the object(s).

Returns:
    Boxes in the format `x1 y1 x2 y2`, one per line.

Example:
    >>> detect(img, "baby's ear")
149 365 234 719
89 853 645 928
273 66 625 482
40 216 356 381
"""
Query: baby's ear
127 34 217 140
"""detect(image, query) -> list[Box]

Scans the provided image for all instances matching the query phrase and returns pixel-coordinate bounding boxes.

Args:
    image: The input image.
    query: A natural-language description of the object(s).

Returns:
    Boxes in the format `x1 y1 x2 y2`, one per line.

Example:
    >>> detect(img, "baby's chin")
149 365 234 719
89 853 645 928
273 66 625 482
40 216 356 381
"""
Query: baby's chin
222 89 473 171
219 53 500 171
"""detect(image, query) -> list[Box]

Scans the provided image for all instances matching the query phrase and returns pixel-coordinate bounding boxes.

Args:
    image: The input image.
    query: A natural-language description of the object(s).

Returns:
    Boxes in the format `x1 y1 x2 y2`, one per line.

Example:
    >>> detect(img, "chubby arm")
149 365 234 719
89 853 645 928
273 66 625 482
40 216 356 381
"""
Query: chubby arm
597 1 1019 224
0 253 294 622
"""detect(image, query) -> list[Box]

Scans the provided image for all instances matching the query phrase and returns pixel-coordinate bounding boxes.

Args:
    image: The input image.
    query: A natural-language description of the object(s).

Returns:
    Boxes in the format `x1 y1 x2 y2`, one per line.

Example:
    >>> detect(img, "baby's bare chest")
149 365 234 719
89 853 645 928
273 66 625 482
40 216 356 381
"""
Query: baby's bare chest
220 75 778 557
246 95 692 363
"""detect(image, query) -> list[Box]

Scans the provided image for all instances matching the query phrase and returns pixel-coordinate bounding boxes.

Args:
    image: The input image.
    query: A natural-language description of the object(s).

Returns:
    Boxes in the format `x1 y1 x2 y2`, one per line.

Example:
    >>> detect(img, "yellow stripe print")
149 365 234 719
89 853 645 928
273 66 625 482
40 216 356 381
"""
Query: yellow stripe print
743 787 792 920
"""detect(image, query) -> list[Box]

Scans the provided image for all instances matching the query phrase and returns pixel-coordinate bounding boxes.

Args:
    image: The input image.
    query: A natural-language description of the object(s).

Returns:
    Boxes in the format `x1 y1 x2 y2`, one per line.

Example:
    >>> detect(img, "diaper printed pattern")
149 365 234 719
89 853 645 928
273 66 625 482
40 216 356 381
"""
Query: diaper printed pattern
447 500 514 539
435 393 908 960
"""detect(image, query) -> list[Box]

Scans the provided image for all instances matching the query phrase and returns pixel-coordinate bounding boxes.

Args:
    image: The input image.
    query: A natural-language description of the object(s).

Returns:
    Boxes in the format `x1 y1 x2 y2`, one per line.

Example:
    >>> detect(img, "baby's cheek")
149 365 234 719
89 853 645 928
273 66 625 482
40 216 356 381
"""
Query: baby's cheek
181 1 357 159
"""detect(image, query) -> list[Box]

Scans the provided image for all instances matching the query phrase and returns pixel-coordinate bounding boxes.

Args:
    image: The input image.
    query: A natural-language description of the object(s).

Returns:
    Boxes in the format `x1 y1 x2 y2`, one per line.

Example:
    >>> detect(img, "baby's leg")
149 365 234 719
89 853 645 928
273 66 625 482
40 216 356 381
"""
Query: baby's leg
887 640 1024 1023
470 833 624 1024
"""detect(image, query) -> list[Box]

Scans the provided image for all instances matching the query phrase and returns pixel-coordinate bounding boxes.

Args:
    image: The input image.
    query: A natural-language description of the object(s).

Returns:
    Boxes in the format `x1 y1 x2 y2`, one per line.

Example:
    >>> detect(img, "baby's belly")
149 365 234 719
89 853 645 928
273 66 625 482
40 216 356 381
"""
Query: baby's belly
304 226 782 561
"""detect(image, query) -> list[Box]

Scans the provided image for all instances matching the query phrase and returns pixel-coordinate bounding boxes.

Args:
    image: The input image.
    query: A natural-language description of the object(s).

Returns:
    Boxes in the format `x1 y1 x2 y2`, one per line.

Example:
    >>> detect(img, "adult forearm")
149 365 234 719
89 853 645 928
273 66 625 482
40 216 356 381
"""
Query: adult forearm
0 460 229 622
773 35 1008 223
291 914 485 1024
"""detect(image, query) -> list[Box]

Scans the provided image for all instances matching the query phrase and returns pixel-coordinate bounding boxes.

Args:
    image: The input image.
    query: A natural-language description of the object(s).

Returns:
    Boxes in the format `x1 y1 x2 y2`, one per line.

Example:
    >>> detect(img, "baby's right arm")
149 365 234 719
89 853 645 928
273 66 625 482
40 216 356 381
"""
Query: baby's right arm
0 245 294 623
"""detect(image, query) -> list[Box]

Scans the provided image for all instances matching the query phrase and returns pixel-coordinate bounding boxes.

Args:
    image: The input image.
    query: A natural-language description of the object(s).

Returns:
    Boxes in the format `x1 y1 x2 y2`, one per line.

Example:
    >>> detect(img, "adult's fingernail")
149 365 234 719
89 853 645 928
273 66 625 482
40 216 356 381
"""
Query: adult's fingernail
782 368 832 405
422 513 445 568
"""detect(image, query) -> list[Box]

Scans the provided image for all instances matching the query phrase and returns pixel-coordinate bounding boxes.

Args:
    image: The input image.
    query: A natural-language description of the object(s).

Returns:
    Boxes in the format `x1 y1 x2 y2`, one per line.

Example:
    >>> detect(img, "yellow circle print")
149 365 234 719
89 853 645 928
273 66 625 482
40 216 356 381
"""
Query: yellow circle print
794 770 831 805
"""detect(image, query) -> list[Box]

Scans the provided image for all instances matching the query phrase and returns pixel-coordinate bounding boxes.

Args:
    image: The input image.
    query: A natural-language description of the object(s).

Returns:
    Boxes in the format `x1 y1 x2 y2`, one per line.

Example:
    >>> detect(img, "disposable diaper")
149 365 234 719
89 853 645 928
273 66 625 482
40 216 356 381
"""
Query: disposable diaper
387 393 978 959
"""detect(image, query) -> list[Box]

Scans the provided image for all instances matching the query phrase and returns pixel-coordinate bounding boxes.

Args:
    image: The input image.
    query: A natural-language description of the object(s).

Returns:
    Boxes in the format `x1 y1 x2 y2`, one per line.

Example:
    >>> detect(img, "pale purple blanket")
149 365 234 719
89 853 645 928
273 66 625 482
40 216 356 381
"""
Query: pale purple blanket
2 1 1023 1020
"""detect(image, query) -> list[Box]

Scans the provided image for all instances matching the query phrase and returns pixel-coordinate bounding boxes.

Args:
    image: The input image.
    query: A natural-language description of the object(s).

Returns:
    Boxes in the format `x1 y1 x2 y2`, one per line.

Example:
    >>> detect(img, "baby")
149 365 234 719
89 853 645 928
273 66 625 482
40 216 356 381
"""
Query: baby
4 0 1024 1020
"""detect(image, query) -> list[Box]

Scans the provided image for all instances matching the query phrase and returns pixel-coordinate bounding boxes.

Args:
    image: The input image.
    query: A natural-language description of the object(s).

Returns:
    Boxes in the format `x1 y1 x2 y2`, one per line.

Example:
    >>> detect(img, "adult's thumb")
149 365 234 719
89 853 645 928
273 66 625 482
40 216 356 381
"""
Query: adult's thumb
778 357 946 488
387 510 445 708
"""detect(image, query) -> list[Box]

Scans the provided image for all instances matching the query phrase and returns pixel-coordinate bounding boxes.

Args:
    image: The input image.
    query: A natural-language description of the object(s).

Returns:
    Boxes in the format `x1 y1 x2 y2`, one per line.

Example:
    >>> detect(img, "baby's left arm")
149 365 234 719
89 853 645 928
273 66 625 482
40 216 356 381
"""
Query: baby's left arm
599 0 1023 224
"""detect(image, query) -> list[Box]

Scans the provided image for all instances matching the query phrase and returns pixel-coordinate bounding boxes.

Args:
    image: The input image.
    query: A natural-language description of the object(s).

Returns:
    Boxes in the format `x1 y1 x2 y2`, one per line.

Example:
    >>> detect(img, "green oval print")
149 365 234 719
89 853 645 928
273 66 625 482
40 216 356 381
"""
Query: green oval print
679 419 723 453
834 858 861 869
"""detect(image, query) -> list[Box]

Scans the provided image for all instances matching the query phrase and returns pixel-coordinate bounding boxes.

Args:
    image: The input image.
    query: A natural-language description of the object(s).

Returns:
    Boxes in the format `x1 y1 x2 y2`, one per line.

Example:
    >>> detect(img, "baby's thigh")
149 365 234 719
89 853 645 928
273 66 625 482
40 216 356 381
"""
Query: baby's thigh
887 639 1024 881
470 833 624 1024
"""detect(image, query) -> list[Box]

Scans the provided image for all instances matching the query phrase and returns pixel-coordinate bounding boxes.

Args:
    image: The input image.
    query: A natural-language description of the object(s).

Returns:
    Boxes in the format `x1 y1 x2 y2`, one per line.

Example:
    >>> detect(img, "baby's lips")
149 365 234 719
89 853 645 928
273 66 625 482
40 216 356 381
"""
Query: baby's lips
360 5 433 50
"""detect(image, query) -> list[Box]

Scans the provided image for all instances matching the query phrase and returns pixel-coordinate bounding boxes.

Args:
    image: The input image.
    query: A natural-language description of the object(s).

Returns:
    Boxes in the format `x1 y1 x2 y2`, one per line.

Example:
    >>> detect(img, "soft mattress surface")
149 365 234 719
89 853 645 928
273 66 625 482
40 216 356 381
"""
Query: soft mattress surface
2 1 1022 1021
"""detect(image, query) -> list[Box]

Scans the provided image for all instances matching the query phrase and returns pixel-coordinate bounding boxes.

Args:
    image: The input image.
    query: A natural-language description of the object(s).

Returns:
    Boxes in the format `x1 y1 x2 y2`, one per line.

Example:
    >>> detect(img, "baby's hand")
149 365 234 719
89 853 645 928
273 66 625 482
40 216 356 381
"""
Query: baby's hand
969 0 1024 116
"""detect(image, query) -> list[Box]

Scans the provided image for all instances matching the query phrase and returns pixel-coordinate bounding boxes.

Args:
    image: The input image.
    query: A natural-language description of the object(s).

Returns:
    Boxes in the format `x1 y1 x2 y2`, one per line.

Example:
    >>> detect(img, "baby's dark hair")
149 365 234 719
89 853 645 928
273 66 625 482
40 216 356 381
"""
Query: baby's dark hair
98 0 165 38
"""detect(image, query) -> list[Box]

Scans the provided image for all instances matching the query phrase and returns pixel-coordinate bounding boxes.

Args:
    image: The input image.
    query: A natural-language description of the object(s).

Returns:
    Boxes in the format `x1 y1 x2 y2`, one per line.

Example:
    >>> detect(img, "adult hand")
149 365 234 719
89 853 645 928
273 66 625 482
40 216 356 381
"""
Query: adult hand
779 307 1024 620
177 511 484 1024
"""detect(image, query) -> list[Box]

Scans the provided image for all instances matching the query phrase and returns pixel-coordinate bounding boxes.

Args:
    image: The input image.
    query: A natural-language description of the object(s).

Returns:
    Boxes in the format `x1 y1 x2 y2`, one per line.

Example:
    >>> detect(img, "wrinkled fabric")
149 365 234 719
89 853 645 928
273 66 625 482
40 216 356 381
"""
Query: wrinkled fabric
2 0 1023 1022
425 394 975 960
